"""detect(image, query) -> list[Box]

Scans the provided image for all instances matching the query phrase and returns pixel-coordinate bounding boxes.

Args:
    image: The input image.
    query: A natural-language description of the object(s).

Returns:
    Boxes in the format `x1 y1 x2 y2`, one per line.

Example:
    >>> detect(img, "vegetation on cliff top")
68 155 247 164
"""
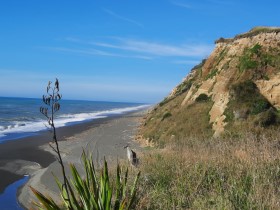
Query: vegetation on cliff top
215 26 280 44
141 28 280 144
135 27 280 209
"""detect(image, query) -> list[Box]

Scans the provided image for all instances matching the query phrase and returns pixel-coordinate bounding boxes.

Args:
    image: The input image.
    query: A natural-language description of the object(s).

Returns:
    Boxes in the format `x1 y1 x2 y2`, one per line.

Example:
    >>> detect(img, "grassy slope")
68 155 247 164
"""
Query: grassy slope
141 38 280 144
136 132 280 209
141 93 214 146
135 29 280 209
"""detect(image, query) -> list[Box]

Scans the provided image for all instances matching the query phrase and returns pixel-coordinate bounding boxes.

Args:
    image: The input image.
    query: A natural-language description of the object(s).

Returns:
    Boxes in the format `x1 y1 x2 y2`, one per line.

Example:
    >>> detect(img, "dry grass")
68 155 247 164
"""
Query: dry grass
135 131 280 209
141 94 214 146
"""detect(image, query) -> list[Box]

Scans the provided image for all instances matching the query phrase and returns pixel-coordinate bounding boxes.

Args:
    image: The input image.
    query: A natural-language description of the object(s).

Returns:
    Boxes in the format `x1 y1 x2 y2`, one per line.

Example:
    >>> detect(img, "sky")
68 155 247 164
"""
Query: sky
0 0 279 103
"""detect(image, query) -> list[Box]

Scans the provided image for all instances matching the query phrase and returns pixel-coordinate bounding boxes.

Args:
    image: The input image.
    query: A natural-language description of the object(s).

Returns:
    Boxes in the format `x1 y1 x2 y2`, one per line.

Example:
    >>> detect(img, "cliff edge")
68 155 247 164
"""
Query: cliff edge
140 27 280 143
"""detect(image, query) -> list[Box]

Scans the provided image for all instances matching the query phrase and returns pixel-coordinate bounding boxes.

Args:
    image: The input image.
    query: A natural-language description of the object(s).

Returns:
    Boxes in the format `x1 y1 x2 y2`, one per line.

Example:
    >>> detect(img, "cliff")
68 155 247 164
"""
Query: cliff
140 27 280 143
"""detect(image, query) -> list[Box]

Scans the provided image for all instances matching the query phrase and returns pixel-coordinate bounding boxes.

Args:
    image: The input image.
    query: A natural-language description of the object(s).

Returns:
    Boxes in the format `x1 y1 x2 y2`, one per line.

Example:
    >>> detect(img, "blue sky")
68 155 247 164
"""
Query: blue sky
0 0 279 103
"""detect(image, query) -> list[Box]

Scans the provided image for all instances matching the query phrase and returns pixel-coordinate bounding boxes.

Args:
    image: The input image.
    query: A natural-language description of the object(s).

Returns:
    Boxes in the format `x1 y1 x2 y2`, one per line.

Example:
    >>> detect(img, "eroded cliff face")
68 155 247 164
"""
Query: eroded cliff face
141 27 280 142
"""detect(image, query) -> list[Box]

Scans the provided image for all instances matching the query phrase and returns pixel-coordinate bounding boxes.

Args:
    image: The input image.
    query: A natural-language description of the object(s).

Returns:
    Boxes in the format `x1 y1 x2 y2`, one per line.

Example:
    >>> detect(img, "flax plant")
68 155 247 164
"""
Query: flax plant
31 79 140 210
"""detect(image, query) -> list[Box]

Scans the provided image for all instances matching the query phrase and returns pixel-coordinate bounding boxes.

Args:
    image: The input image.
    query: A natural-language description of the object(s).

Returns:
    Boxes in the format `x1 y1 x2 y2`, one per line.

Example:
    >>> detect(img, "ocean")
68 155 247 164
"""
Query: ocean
0 176 28 210
0 97 149 143
0 97 149 209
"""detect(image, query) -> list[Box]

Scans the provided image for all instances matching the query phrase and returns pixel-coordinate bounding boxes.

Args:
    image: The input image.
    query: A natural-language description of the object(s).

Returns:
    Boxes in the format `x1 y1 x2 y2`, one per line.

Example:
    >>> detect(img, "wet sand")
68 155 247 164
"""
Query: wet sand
0 111 145 209
0 117 111 193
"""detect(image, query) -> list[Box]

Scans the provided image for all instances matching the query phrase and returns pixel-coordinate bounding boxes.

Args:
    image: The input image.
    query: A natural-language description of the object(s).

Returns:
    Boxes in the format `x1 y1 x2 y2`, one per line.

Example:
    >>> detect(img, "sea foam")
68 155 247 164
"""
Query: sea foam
0 104 150 141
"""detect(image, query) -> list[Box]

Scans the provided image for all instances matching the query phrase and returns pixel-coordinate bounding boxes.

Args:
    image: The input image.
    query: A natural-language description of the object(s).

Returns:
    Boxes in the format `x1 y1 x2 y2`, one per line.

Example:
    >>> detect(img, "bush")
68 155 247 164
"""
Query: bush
249 44 262 55
231 80 257 101
238 44 262 73
190 59 207 71
239 55 258 73
224 108 234 122
195 93 210 102
231 80 271 114
161 112 172 121
255 108 279 127
226 80 273 127
205 69 218 80
175 79 193 96
251 99 271 115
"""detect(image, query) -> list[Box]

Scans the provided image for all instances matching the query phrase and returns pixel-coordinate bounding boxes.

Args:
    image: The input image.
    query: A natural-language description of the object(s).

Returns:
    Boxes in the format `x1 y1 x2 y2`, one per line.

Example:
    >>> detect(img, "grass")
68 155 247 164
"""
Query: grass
238 44 260 73
136 27 280 209
205 69 218 80
142 93 214 145
174 79 193 96
215 27 280 43
135 131 280 209
237 44 280 80
161 112 172 121
159 97 172 107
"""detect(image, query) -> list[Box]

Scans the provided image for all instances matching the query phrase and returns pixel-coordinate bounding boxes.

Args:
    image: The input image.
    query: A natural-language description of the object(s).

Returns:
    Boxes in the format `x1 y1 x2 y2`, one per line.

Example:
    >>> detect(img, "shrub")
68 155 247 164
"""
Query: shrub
238 44 262 73
159 97 169 107
254 108 279 127
251 99 271 115
249 43 262 55
231 80 259 102
159 97 174 107
224 107 234 122
226 80 274 127
239 55 258 73
190 59 207 71
161 112 172 121
195 93 210 102
205 69 218 80
175 79 193 96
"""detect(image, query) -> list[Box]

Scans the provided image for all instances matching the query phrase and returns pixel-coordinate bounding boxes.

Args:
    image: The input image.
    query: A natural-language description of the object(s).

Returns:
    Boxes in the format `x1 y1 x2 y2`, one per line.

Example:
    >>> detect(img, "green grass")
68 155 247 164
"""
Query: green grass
205 69 218 80
216 27 280 43
159 97 172 107
161 112 172 121
238 43 280 79
174 79 193 96
238 44 260 73
141 93 214 145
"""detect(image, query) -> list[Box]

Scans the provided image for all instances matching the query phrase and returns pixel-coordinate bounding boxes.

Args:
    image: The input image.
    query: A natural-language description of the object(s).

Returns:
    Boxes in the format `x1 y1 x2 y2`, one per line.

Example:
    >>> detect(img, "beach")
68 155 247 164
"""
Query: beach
0 110 145 209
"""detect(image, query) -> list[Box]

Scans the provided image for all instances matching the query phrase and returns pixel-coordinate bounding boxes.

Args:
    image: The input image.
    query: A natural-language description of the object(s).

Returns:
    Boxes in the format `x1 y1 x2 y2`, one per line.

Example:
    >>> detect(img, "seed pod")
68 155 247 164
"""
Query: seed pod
55 78 59 91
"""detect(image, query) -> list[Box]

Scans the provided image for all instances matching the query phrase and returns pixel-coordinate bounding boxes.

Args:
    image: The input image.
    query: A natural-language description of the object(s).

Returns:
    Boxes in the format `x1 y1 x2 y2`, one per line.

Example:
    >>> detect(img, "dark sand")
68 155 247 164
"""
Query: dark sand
0 117 111 194
0 111 146 209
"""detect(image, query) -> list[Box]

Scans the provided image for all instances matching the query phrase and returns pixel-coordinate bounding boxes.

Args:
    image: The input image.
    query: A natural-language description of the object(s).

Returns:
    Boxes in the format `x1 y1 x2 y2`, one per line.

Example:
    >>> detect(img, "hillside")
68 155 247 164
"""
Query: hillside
140 27 280 144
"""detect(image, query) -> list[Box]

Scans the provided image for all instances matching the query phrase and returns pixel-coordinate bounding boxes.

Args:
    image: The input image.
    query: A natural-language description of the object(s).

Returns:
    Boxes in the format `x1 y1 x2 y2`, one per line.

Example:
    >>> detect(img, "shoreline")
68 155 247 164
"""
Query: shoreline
7 110 146 209
0 116 112 193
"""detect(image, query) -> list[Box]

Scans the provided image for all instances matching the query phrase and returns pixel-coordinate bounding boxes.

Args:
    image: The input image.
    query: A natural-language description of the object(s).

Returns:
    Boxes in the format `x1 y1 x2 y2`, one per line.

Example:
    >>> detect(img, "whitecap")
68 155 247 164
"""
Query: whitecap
0 104 150 139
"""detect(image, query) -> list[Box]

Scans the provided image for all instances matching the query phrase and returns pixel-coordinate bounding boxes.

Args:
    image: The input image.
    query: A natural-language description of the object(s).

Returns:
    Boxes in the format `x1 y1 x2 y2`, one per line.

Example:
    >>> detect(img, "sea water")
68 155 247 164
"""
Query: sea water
0 97 149 209
0 176 28 210
0 97 149 143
